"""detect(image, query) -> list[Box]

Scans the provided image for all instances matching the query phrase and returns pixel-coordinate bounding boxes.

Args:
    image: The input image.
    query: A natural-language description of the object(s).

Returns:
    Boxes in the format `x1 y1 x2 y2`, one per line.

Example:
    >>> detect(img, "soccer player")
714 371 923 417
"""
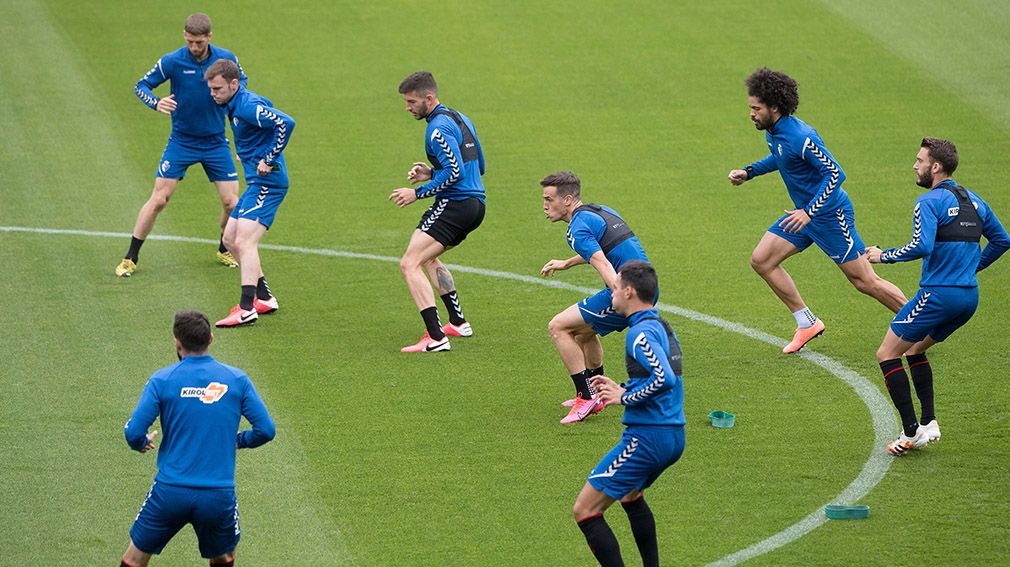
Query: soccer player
727 67 907 353
573 261 685 567
389 71 486 353
120 310 275 567
866 138 1008 455
539 171 653 424
205 60 296 328
116 13 247 277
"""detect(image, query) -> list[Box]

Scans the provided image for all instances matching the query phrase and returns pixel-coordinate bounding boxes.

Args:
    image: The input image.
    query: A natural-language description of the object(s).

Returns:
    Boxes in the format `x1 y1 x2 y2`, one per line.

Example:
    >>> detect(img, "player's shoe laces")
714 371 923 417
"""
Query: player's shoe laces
886 426 929 456
562 396 611 411
921 419 941 443
782 319 826 354
253 296 279 315
216 250 239 268
442 321 473 337
215 305 258 328
115 259 137 278
560 394 604 424
400 332 450 353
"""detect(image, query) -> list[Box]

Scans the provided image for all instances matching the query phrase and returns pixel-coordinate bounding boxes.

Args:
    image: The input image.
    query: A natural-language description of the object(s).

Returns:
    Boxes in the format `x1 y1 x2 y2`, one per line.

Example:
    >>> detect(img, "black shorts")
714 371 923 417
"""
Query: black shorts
416 197 485 247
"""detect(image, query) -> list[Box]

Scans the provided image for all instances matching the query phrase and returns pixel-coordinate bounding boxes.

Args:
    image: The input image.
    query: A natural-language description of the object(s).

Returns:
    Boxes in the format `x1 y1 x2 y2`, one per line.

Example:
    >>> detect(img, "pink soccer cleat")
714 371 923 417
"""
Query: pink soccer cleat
783 319 826 354
215 305 258 328
254 296 279 315
560 394 604 424
400 332 450 353
442 321 473 337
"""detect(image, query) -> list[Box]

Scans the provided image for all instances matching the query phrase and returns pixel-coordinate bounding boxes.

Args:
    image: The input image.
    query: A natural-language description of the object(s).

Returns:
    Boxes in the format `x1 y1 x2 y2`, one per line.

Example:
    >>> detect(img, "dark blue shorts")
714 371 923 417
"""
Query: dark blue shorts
156 135 238 182
587 425 684 500
578 286 659 337
130 481 240 559
230 185 288 229
767 202 865 264
890 286 978 343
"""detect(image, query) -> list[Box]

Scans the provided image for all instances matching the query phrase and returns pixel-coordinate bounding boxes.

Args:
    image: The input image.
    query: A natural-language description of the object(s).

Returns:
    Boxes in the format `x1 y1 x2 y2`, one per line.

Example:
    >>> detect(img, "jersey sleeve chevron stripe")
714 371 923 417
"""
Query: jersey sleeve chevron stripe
134 59 165 110
803 137 840 217
622 333 666 405
256 105 289 165
417 128 460 198
882 203 922 263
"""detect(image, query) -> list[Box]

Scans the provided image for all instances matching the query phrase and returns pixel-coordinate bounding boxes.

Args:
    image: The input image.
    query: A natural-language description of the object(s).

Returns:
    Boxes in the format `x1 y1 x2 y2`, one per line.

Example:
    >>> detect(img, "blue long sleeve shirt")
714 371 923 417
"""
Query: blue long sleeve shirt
124 354 275 489
880 180 1009 287
744 115 849 217
135 45 247 142
620 310 686 426
225 87 296 188
567 205 650 271
416 104 486 202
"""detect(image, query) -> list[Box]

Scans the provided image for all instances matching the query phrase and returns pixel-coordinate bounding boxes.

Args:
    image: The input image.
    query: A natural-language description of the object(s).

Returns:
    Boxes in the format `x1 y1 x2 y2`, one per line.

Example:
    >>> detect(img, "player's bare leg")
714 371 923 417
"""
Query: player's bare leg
121 540 152 567
116 177 180 276
548 305 597 374
216 218 266 327
574 329 604 370
209 551 237 565
399 230 451 351
839 254 907 313
213 180 240 267
750 231 806 312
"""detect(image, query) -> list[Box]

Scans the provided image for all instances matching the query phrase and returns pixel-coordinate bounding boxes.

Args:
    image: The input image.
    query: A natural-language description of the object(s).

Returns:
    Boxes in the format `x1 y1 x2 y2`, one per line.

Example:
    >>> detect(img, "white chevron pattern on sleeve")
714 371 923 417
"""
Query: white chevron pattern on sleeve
803 137 841 217
621 332 666 405
417 128 460 198
881 203 922 262
256 104 288 165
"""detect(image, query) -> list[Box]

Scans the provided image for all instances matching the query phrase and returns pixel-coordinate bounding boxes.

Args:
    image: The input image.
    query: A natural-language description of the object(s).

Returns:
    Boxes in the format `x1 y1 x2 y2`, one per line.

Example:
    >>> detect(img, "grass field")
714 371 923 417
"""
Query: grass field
1 0 1008 565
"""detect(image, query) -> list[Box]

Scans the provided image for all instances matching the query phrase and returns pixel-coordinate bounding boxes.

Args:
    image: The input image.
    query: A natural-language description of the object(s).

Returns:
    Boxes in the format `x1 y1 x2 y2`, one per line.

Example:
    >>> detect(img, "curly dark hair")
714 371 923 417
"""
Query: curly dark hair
746 67 799 116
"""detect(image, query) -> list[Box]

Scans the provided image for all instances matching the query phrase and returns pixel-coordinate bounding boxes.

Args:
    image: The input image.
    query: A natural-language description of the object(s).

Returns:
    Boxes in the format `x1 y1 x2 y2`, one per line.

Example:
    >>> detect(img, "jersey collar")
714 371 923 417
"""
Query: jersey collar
628 308 659 326
425 104 447 123
225 86 246 115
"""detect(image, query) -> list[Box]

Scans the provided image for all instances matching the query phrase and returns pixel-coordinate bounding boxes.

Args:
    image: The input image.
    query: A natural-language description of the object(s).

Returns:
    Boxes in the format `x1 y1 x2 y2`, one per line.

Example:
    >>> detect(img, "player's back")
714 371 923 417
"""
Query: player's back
917 184 1004 287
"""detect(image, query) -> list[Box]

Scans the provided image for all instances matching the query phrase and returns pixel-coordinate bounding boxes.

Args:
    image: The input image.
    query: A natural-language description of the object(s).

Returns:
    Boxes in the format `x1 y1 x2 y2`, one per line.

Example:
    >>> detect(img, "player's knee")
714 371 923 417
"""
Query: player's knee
875 346 893 363
148 193 171 212
209 552 235 565
750 254 771 275
399 256 420 276
548 315 568 340
849 274 877 295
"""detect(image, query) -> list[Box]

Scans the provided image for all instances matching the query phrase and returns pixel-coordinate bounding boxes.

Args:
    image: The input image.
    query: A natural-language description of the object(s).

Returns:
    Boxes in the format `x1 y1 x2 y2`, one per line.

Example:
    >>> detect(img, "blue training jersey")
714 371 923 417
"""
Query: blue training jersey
124 354 275 489
621 310 686 426
224 86 296 188
880 180 1009 287
416 104 486 202
135 44 247 142
567 204 650 270
744 115 850 218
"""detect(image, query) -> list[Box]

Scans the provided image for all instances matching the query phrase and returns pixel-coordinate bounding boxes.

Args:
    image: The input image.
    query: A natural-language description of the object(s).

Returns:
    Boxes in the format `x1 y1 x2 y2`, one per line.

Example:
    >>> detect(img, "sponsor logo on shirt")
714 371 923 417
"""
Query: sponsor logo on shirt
777 143 783 156
948 207 959 216
183 70 196 74
181 382 228 404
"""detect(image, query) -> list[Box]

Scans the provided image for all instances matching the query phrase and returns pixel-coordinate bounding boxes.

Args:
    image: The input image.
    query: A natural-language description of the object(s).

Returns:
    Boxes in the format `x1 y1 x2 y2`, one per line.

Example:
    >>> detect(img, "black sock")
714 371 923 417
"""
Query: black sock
571 370 593 400
440 291 466 326
588 366 604 378
906 354 935 424
577 514 624 567
218 235 228 254
622 497 659 567
420 306 446 340
125 236 144 262
881 359 919 437
256 277 272 300
240 285 256 311
210 561 234 567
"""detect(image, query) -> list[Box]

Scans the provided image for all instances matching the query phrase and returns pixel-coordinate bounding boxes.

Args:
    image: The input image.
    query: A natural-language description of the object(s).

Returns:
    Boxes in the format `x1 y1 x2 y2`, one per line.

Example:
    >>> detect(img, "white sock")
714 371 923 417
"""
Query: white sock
793 308 817 329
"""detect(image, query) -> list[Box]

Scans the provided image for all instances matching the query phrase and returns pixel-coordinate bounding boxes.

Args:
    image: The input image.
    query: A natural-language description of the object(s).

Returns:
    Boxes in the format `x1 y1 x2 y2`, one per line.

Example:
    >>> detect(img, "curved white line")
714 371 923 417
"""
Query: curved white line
0 225 895 564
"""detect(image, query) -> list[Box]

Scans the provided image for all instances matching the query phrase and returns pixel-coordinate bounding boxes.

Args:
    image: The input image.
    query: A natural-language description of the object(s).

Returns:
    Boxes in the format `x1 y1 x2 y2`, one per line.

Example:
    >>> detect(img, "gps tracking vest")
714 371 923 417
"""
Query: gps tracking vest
573 203 636 254
936 184 983 243
427 108 479 170
625 316 683 378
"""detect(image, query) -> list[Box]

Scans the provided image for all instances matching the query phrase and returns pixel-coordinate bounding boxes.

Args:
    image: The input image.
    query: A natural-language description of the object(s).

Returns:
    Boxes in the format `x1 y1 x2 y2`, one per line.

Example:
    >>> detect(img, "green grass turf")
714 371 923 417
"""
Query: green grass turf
1 0 1008 564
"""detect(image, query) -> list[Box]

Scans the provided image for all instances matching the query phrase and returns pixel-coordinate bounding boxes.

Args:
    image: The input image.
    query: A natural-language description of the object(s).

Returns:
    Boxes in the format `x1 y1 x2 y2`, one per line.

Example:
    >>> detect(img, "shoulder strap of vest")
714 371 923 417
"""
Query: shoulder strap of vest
936 183 982 243
572 203 636 255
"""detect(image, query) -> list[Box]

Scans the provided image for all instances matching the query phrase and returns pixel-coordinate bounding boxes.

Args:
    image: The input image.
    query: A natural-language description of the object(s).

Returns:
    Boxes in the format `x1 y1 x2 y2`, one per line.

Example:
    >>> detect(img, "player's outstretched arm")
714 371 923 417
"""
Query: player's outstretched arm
727 169 749 186
407 162 432 184
880 202 935 264
540 255 584 277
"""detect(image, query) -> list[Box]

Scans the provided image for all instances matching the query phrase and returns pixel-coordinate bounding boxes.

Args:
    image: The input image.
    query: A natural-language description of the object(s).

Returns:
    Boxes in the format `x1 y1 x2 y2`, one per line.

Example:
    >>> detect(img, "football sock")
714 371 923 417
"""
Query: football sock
571 370 594 400
240 285 256 311
209 561 234 567
577 514 624 567
588 366 605 378
256 277 272 300
880 359 919 437
622 496 659 567
420 306 446 340
440 291 466 326
126 236 144 262
792 307 817 329
218 235 228 254
906 353 935 424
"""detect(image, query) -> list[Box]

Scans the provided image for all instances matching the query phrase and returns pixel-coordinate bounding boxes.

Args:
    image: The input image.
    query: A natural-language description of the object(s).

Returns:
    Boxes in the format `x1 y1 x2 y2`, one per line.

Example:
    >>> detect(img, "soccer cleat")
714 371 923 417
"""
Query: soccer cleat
562 396 610 412
216 250 239 268
560 394 604 424
442 321 473 337
215 305 258 328
782 319 826 354
400 332 451 353
886 426 929 456
115 259 137 277
253 296 279 315
921 420 941 443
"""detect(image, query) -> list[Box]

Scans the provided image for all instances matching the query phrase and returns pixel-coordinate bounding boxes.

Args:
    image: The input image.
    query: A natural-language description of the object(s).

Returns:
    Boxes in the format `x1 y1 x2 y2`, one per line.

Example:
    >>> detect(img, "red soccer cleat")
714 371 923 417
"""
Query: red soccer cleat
215 305 258 328
254 296 279 315
400 332 451 353
782 319 826 354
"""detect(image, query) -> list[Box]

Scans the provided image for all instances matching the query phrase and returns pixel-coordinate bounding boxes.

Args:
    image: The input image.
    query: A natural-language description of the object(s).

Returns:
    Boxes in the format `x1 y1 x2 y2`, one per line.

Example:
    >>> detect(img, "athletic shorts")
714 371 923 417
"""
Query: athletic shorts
588 425 685 500
578 285 659 337
767 202 865 264
417 197 485 247
230 185 288 229
130 481 240 559
890 286 978 343
156 134 239 182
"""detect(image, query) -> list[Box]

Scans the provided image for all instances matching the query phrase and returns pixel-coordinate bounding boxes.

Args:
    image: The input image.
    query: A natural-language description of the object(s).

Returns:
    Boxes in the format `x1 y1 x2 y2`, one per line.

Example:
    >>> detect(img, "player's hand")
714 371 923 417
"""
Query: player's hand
728 169 748 186
156 95 176 115
541 259 568 277
407 162 432 184
257 160 272 175
389 188 418 208
778 208 811 234
864 246 883 264
140 430 159 453
590 376 625 405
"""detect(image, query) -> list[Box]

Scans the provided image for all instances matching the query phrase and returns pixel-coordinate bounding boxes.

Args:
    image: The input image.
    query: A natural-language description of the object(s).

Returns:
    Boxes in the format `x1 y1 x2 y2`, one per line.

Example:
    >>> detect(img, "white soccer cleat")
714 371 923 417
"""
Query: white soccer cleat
921 420 941 443
886 426 929 456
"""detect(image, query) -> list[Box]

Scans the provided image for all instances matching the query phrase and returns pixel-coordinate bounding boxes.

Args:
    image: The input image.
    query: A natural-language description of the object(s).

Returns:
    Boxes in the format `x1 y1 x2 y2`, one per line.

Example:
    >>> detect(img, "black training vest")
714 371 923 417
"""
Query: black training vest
573 203 636 254
625 316 683 378
426 108 479 170
935 184 983 243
